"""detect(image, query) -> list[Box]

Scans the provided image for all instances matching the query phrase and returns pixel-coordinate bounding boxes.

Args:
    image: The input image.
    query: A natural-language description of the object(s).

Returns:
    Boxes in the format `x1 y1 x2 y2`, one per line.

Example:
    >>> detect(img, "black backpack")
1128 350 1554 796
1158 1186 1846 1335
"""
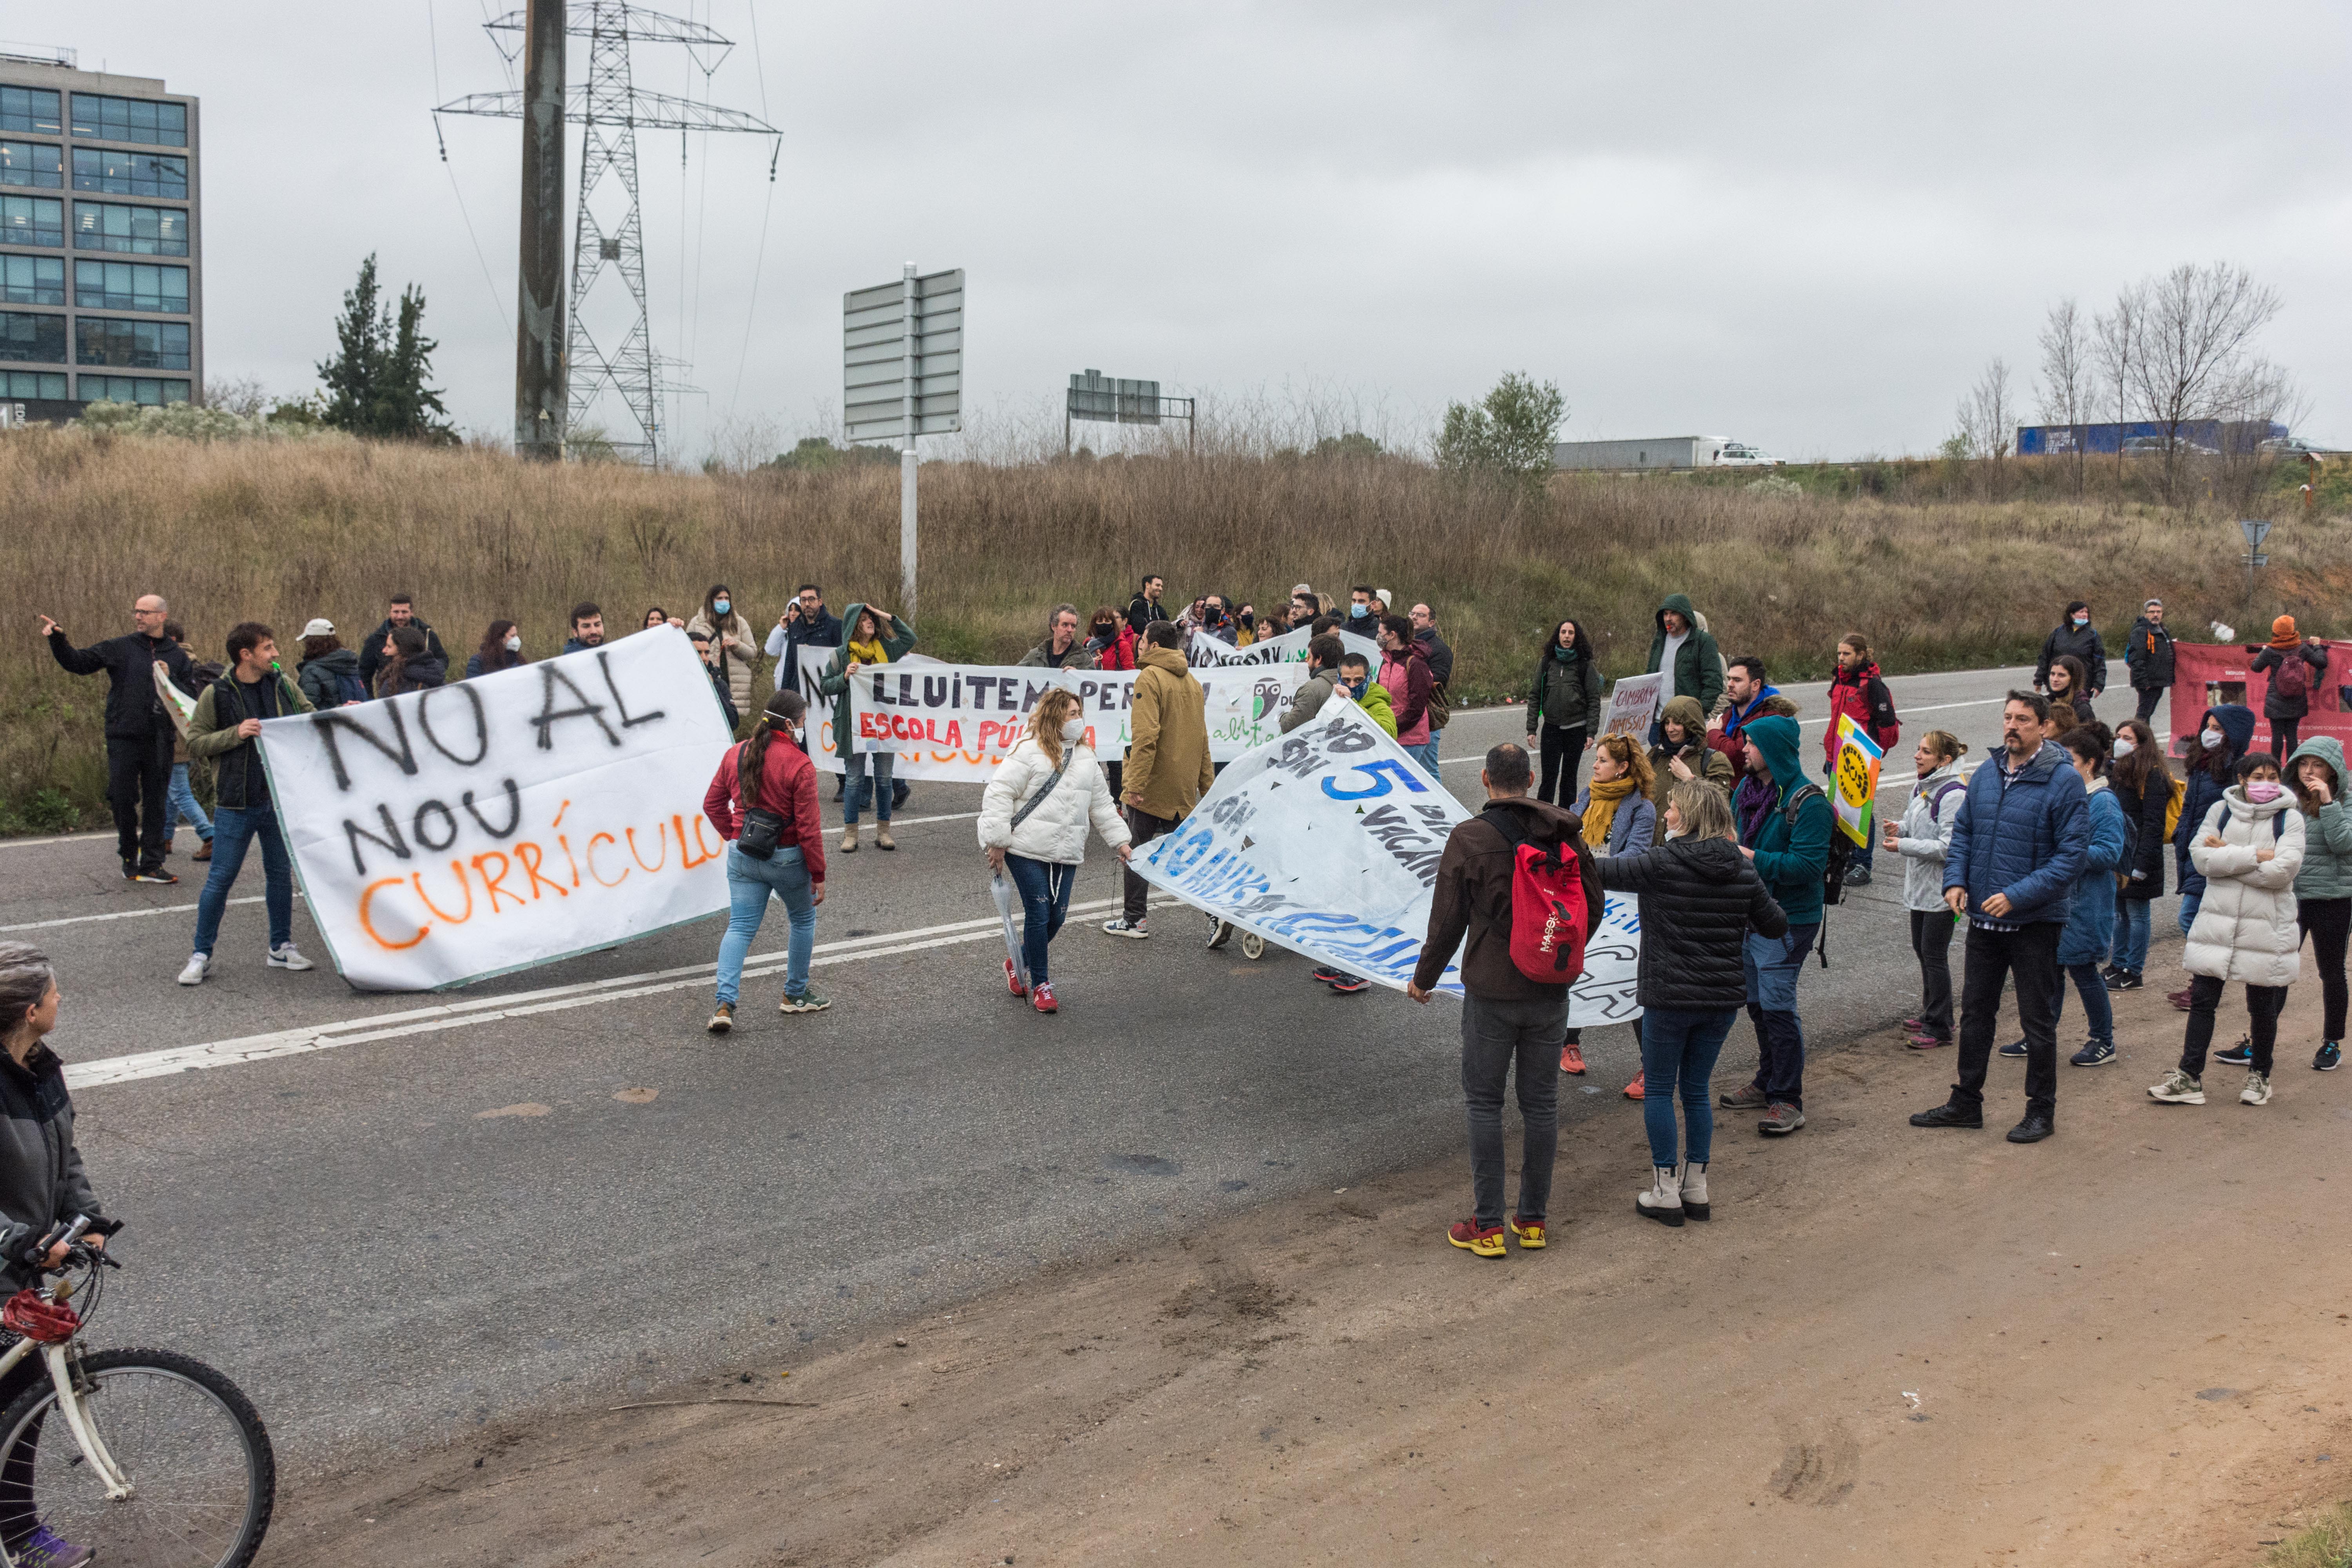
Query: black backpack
1775 782 1851 967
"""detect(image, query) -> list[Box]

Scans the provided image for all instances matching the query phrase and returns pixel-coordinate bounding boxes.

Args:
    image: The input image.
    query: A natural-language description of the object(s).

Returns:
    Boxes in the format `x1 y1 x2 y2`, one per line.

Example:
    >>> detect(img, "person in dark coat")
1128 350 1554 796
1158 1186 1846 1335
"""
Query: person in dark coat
1525 618 1603 806
1406 742 1603 1259
40 593 198 883
372 624 447 699
354 595 447 692
2166 704 2256 1008
2033 601 2108 724
2123 599 2176 725
2249 614 2330 760
1596 779 1787 1227
1125 574 1167 636
2105 718 2174 991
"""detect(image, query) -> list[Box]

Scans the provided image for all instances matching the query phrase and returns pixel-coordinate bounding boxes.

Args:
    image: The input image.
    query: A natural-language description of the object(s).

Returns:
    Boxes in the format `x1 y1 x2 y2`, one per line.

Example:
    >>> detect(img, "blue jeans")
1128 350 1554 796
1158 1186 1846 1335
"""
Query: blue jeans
2111 895 2152 973
845 752 894 824
191 804 293 956
1639 1007 1739 1166
1743 923 1817 1109
715 843 816 1004
167 762 211 843
2051 959 2114 1047
1411 734 1441 776
2178 891 2201 938
1003 852 1076 985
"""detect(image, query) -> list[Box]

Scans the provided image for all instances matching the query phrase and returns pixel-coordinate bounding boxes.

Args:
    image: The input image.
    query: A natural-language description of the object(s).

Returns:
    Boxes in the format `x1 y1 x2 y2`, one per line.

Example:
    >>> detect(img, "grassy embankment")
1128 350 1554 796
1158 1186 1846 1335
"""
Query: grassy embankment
2 426 2345 830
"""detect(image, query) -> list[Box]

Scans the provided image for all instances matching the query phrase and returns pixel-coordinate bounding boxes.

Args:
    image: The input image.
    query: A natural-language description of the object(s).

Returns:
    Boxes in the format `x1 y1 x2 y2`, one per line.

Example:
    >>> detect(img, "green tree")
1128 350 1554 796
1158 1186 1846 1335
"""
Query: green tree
316 255 454 443
1434 372 1565 486
317 254 384 434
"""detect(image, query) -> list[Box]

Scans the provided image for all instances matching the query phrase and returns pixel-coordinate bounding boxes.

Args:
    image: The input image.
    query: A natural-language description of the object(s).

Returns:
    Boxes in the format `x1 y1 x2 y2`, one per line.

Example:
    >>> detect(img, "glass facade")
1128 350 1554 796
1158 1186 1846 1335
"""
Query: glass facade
68 94 186 148
0 310 67 363
71 200 187 255
77 373 187 405
0 87 61 137
1 194 64 248
0 140 62 189
1 255 64 306
75 314 189 370
73 260 187 313
71 146 187 199
0 369 68 400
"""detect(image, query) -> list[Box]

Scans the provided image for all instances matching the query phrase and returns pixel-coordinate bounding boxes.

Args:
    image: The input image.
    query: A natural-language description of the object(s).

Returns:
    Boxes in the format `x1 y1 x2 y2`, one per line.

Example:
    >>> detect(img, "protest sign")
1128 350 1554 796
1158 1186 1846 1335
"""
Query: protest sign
1128 701 1641 1024
2170 639 2352 758
152 660 198 740
1831 713 1884 847
256 628 737 991
1188 624 1381 669
1599 672 1665 740
840 662 1314 785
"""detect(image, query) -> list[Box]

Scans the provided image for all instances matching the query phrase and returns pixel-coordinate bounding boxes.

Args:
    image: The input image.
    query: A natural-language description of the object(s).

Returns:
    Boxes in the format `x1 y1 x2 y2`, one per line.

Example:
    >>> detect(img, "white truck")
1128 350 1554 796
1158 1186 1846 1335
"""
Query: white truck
1551 436 1780 471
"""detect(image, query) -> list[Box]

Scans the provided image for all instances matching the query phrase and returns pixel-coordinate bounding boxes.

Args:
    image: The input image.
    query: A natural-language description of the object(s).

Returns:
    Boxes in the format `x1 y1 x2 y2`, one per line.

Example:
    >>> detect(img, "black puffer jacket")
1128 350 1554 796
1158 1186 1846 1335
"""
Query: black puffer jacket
1595 835 1788 1011
0 1043 104 1294
46 629 196 740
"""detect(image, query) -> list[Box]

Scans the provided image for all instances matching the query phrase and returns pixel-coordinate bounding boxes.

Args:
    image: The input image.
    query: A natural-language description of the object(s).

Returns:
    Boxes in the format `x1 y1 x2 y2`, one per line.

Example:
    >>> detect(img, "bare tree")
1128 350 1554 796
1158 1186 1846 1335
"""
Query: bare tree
2126 262 2283 500
201 375 273 418
2212 354 2306 509
2036 299 2094 496
1951 358 2014 491
2091 283 2143 485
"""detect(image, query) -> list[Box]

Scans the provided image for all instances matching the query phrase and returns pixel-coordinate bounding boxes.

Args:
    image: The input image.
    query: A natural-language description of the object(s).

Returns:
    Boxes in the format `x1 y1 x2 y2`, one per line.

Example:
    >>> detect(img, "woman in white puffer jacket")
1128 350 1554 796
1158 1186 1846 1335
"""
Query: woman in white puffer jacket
1885 731 1970 1049
979 688 1131 1014
2152 751 2304 1108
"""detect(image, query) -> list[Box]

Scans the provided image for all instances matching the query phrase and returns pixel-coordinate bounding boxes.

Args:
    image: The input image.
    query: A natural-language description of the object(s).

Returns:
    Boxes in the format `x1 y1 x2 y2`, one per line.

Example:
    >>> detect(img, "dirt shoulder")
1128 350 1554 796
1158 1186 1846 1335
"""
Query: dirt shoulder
271 977 2352 1567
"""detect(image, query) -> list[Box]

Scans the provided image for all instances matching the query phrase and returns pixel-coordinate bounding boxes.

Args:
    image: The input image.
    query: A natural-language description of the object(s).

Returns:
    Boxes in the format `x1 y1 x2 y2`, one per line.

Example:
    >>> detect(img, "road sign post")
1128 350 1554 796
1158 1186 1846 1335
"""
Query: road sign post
846 265 963 624
2239 519 2274 617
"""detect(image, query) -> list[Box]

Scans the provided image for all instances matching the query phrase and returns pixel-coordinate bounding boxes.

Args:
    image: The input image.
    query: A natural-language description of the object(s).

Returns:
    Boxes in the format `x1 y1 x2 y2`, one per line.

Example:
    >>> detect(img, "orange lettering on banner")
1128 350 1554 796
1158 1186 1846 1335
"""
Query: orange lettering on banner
516 841 570 900
472 850 526 912
675 814 720 870
410 860 475 924
555 833 583 888
358 878 429 950
586 831 628 887
627 822 669 874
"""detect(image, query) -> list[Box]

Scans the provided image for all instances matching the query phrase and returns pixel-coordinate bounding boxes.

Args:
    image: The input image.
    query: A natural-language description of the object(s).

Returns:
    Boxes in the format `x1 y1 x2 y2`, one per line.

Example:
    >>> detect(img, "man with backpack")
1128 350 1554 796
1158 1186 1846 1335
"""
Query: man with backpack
1406 742 1604 1258
1721 713 1832 1137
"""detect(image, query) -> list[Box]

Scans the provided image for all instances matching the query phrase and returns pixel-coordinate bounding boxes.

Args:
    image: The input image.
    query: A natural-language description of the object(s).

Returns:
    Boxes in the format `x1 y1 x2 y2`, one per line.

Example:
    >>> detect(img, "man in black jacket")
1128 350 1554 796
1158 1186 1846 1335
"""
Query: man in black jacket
354 594 447 692
41 593 198 883
2033 601 2109 724
766 583 842 696
1411 601 1455 774
1126 575 1166 636
2124 598 2175 725
179 622 316 985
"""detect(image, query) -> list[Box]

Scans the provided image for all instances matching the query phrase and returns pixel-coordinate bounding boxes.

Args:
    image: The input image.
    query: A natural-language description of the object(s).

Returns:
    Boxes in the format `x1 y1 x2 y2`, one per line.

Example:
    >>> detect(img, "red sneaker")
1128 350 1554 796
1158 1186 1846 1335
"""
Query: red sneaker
1446 1219 1505 1258
1031 981 1058 1013
1623 1071 1646 1101
1561 1044 1587 1075
1906 1031 1950 1050
1004 957 1027 998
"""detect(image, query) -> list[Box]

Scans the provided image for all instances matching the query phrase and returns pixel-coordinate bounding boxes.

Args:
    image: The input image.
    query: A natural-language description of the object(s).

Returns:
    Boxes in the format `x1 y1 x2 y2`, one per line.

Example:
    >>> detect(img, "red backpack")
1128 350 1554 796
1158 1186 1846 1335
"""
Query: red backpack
2274 648 2312 702
1483 808 1590 985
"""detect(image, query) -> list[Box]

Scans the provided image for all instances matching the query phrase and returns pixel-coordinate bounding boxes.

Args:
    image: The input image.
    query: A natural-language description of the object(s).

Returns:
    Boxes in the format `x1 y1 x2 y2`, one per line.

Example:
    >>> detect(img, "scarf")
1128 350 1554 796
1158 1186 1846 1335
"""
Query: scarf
847 636 887 666
1581 772 1638 851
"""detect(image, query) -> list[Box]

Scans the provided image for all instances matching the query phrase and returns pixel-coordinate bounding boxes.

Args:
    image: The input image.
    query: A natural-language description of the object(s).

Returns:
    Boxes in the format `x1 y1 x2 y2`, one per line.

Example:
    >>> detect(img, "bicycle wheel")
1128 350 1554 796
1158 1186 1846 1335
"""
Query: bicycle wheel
0 1346 275 1568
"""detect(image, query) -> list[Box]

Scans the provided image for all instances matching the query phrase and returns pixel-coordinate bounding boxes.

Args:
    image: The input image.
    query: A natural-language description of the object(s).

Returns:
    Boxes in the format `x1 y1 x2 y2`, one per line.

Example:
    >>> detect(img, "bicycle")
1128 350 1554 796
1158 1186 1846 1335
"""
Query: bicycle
0 1217 274 1568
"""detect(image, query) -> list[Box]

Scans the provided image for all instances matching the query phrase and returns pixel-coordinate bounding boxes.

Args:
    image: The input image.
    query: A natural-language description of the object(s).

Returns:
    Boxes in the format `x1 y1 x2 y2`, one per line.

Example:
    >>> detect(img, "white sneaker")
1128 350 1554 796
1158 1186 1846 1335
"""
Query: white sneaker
177 953 211 987
1102 916 1149 940
2240 1070 2272 1106
268 943 315 972
2147 1069 2205 1105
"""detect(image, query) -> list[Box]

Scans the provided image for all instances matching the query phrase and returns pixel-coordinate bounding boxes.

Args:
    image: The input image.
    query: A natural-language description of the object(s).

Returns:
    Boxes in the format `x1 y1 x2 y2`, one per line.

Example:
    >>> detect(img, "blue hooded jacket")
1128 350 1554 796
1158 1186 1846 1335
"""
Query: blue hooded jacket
2174 705 2256 900
2056 780 2129 966
1944 737 2090 924
1737 713 1831 925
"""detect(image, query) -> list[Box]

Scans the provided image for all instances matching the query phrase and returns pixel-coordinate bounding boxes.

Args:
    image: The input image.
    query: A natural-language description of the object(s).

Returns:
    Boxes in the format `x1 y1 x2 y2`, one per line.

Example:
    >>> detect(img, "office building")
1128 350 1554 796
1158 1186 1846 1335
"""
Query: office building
0 46 200 417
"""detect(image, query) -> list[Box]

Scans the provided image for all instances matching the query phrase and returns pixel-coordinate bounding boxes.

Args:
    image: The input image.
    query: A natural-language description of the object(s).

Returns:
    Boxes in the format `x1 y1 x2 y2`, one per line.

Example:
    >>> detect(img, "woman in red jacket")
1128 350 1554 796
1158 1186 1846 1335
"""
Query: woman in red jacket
1824 633 1900 886
701 690 829 1032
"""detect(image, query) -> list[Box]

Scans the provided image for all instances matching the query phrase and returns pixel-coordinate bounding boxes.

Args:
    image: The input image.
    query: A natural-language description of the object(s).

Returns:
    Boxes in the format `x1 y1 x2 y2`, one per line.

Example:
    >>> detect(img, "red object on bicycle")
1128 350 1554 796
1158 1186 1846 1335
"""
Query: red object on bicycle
2 1290 80 1344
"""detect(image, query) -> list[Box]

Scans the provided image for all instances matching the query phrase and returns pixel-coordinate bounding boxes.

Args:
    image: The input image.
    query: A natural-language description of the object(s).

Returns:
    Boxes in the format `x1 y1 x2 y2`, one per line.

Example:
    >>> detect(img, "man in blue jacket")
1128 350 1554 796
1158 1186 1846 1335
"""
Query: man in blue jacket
1721 714 1830 1136
1911 691 2090 1143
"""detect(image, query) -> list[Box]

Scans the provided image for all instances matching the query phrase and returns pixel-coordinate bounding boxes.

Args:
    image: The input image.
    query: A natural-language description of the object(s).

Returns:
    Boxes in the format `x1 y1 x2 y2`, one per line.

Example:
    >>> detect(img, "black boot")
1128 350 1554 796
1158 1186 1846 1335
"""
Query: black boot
2005 1112 2054 1143
1909 1100 1983 1129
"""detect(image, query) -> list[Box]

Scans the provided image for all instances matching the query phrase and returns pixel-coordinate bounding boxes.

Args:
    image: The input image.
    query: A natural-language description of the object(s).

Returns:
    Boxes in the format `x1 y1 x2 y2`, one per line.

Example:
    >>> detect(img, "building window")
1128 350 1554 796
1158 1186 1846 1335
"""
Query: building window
0 140 62 189
67 94 187 149
0 369 68 400
73 260 187 313
71 201 187 256
75 315 190 371
0 88 61 137
71 146 189 200
0 311 67 364
1 255 64 307
1 194 64 248
77 374 188 406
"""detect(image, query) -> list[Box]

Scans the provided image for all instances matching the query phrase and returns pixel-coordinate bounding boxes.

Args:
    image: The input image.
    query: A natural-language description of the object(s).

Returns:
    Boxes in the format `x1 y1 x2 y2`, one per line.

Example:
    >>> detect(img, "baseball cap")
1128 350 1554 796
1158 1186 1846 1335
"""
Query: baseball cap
299 617 336 639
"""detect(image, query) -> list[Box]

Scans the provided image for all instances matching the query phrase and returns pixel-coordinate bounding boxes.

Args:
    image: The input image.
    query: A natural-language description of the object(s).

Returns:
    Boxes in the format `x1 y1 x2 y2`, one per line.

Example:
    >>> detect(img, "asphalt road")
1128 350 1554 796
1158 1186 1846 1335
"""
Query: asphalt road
3 665 2180 1472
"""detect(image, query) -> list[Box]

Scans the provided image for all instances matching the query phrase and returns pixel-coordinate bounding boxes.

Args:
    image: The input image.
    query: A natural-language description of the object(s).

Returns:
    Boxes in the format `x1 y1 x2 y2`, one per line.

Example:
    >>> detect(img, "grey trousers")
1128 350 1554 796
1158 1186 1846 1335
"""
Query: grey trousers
1461 990 1568 1225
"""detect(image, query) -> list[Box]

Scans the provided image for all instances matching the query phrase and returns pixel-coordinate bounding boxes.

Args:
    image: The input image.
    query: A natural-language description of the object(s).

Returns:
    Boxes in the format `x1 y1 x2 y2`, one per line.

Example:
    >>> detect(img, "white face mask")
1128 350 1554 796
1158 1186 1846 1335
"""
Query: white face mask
1060 717 1086 746
2200 730 2224 750
2112 737 2135 758
504 635 521 653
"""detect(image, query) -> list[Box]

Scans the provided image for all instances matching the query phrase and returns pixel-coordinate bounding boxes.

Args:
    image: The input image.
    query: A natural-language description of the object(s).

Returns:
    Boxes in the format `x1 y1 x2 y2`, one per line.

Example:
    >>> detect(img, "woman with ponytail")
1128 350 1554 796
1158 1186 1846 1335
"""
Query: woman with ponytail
700 689 829 1033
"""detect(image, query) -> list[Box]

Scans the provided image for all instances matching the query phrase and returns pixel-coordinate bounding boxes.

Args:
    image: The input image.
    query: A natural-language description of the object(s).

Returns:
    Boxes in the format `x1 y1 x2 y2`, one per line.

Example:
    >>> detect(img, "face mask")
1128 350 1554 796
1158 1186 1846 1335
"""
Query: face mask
2247 780 2284 803
790 726 804 746
2200 730 2224 751
713 599 731 616
1553 644 1574 661
1350 604 1369 619
2111 737 2134 758
1060 718 1086 746
504 635 521 653
2072 615 2089 628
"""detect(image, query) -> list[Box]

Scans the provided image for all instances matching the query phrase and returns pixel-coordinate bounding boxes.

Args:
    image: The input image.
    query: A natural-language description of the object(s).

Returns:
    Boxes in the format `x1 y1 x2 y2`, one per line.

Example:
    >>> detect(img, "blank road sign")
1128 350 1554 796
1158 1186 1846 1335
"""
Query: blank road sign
2239 518 2273 548
844 269 963 443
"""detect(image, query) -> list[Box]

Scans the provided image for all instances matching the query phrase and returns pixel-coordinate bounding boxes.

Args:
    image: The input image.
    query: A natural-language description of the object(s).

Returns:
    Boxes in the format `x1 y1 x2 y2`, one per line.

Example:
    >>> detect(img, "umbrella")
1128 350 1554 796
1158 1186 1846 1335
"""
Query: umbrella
991 870 1028 990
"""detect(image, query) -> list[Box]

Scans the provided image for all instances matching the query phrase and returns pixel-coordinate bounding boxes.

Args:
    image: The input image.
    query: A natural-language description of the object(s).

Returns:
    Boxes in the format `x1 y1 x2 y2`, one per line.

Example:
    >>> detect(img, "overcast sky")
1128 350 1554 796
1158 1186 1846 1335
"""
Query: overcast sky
20 1 2351 461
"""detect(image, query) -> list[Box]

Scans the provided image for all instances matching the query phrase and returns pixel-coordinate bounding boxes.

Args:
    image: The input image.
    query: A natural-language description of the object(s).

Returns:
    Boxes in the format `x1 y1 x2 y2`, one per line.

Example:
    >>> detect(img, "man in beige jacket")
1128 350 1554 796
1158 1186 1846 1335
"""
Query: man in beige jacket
1103 622 1213 939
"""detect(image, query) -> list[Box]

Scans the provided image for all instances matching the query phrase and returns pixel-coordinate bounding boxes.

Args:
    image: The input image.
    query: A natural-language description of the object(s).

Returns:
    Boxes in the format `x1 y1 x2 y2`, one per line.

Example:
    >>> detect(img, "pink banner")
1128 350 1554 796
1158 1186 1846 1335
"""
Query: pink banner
2168 639 2352 757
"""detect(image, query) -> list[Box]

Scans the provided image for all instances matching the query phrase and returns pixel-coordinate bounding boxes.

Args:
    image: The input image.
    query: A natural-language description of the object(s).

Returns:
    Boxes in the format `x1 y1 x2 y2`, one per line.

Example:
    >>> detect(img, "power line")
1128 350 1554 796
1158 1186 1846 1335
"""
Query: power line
426 0 511 337
727 0 775 419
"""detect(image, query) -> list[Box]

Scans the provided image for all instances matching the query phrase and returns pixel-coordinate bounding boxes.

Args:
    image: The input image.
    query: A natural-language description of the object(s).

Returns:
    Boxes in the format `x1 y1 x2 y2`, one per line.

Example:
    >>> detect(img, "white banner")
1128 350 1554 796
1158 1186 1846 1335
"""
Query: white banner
1599 672 1666 740
1128 701 1642 1023
1188 624 1382 669
257 628 737 991
837 662 1315 784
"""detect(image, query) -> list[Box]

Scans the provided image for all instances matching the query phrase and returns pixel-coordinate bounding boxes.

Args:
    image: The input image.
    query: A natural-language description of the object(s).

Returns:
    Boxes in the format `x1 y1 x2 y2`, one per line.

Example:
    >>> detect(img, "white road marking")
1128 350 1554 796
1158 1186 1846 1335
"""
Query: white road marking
0 894 285 935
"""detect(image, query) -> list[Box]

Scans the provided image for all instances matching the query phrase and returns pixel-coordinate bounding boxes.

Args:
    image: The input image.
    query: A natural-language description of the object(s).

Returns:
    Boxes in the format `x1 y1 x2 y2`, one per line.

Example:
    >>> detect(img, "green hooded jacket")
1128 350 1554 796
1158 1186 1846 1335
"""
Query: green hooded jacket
1644 592 1724 716
814 601 918 755
1356 680 1398 738
1738 712 1831 924
2288 736 2352 901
